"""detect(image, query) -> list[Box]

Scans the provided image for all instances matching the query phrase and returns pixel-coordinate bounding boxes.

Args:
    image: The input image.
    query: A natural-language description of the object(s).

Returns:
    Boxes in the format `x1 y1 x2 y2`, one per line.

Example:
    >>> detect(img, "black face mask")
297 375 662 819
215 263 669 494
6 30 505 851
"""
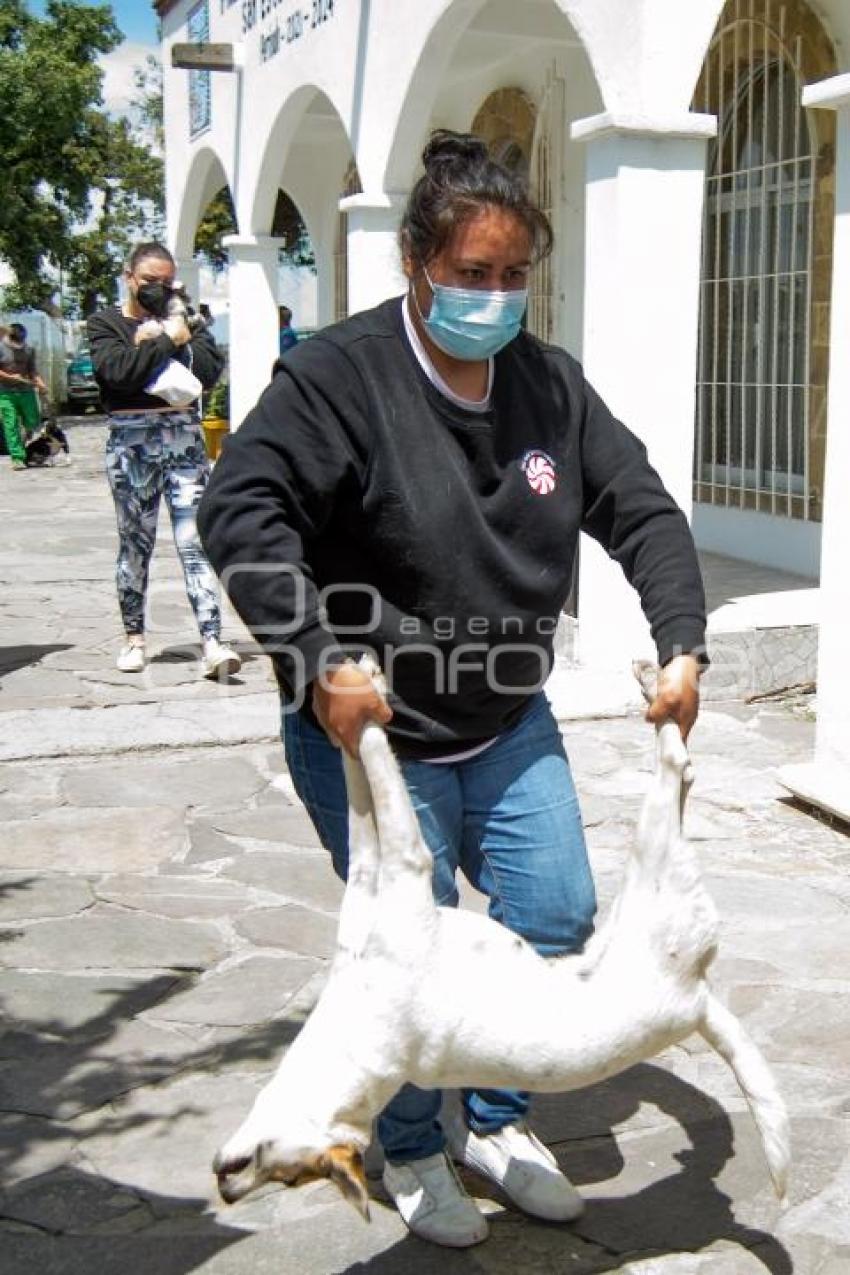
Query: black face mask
136 280 173 318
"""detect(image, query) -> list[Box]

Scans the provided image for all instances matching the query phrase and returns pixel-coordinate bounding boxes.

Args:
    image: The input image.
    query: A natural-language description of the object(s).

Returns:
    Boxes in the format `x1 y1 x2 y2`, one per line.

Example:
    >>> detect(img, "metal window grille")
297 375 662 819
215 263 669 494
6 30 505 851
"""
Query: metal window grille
529 130 552 341
528 70 564 344
695 0 814 518
334 162 361 324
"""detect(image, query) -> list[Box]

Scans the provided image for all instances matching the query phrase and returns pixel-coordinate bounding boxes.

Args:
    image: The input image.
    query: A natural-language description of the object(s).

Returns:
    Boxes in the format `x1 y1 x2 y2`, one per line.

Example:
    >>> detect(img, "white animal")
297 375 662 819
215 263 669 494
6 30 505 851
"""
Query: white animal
134 285 207 345
214 663 790 1220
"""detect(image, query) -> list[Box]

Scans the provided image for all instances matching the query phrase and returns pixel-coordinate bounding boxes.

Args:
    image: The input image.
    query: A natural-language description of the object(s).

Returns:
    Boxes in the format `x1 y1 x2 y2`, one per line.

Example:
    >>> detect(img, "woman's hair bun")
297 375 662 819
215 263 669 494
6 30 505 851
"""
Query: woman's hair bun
422 130 489 177
402 127 553 268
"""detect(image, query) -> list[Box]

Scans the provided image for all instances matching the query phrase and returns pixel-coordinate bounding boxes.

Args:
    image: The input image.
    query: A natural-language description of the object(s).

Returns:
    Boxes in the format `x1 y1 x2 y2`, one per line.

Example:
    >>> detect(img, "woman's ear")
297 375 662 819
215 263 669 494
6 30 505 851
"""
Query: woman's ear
400 231 415 281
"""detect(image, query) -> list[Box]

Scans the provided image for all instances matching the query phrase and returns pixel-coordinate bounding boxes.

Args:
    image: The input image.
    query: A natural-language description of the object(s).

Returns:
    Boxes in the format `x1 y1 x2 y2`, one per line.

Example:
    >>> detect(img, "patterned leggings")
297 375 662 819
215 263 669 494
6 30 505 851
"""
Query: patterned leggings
105 413 221 640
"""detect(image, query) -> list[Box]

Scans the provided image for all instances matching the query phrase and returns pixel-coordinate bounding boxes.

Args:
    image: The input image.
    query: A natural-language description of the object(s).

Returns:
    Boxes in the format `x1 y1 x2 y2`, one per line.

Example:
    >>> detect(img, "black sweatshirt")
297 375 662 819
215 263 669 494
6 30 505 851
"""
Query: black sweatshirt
87 307 224 413
198 297 706 757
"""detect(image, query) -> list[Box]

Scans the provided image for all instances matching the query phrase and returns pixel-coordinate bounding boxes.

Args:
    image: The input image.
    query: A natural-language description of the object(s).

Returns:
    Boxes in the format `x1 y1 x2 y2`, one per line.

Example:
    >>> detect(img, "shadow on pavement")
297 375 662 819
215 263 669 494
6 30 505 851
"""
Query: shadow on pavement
0 970 307 1272
0 951 792 1275
0 644 72 680
561 1064 792 1273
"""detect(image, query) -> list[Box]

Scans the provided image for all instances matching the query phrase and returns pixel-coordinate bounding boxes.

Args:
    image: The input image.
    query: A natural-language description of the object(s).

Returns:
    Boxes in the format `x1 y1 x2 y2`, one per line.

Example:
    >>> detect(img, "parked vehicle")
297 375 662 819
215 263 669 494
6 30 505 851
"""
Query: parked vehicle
65 347 101 412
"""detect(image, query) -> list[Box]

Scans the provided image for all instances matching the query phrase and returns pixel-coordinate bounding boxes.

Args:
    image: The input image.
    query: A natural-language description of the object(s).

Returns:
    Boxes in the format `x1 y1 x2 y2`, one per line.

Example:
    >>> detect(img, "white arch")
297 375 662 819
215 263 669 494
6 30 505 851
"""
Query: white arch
240 83 354 237
271 162 341 331
378 0 489 192
563 0 726 116
673 0 848 112
243 85 357 330
366 0 732 196
376 0 604 194
171 146 233 263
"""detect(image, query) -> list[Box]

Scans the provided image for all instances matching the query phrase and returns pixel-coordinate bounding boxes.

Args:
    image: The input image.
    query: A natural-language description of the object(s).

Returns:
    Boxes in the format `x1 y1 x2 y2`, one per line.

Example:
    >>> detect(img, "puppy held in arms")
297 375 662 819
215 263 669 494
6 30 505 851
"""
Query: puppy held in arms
134 284 207 344
214 660 790 1220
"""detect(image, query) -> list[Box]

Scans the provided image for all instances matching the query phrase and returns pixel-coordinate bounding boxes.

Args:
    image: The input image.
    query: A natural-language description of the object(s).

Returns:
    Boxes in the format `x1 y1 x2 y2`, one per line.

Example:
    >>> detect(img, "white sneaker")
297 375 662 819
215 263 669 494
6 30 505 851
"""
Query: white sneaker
116 641 145 672
382 1151 489 1248
448 1119 584 1222
201 638 242 680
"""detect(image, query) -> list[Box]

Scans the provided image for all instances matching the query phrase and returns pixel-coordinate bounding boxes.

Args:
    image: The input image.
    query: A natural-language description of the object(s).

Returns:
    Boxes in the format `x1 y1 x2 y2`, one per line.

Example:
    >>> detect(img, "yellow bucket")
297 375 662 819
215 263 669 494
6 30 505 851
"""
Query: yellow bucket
203 418 229 460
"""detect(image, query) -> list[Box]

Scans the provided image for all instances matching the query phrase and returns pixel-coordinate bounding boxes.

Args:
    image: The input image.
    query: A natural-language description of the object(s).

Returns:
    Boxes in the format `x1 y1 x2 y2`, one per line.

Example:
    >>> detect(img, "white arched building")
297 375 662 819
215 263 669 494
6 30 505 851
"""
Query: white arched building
156 0 850 810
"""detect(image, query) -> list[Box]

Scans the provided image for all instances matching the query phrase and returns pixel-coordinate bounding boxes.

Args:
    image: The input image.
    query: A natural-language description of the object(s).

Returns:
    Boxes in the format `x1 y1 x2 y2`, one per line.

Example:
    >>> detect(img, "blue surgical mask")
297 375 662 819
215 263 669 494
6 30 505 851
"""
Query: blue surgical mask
414 267 527 360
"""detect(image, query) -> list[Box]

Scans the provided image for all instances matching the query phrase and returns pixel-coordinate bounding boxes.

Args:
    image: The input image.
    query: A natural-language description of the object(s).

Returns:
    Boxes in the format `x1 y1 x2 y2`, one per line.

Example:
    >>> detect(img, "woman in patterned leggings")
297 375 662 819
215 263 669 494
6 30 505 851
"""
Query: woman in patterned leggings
88 242 241 678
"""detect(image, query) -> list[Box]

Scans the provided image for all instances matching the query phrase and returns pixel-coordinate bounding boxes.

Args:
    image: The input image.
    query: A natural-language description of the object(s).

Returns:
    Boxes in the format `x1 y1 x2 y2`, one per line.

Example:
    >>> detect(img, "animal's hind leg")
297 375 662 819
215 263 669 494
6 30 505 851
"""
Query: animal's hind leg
337 749 381 959
700 992 790 1202
358 724 434 891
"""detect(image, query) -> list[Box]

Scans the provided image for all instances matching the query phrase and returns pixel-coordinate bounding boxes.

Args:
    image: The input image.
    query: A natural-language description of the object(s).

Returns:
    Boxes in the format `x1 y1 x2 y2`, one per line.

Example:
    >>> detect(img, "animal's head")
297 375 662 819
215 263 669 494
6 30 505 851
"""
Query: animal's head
167 285 207 333
213 1118 369 1218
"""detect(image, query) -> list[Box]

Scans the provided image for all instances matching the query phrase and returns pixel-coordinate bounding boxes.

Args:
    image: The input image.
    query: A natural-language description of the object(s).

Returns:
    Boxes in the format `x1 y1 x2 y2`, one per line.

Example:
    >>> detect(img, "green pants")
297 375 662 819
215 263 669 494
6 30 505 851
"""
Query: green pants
0 389 40 464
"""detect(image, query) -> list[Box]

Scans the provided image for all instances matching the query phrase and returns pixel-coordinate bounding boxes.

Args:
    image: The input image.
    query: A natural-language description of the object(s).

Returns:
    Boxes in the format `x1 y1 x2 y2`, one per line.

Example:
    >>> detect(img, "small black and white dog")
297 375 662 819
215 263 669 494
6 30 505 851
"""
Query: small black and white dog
25 417 70 467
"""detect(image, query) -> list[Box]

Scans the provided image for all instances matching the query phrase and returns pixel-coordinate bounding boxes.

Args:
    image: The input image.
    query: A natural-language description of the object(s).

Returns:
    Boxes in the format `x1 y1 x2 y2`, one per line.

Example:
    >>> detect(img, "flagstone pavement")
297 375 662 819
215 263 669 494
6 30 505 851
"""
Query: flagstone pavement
1 424 848 1274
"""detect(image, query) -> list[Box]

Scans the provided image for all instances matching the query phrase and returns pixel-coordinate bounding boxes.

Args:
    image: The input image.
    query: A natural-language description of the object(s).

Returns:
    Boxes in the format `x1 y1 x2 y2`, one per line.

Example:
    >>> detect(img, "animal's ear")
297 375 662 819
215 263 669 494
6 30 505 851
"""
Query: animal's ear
323 1143 370 1220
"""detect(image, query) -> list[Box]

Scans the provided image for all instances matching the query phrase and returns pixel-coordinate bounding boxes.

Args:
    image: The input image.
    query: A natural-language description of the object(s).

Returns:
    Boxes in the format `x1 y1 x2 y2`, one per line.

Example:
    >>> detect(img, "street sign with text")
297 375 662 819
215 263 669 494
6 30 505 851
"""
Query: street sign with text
171 43 239 72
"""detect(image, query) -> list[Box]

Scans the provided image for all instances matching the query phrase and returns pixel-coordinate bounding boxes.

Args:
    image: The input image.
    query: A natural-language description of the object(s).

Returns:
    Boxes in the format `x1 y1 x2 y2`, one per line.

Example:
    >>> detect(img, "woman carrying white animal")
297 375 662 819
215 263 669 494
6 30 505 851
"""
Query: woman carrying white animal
198 132 706 1248
88 242 241 680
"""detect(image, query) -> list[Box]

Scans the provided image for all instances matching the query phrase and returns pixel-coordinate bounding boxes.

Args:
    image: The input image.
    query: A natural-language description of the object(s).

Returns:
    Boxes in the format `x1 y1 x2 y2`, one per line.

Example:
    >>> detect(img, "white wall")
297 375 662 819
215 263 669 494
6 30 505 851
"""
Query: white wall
158 0 850 609
693 504 822 579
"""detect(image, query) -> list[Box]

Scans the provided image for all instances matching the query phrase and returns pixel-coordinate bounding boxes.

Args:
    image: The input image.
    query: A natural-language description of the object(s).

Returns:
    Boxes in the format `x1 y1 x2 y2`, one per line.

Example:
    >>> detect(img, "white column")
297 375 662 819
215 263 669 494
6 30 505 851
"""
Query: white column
570 111 716 673
314 230 337 330
779 75 850 819
173 257 201 308
339 192 407 315
222 235 284 429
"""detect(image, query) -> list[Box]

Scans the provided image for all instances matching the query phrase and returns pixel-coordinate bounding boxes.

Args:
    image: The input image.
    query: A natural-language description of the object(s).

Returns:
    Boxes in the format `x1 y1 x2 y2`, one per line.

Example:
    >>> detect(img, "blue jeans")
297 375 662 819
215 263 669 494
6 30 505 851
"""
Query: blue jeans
282 692 596 1163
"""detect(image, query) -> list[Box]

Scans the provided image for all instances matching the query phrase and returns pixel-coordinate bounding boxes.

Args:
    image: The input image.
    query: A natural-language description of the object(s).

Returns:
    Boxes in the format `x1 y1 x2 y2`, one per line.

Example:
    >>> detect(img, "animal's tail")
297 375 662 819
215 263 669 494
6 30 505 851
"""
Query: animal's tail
700 991 790 1204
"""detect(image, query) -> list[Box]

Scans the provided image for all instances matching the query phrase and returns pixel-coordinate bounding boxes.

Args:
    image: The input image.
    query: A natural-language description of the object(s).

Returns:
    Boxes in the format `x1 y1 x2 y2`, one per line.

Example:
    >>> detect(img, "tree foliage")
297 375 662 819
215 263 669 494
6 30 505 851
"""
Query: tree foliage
133 52 164 147
194 187 237 273
193 185 315 274
272 189 315 271
0 0 164 313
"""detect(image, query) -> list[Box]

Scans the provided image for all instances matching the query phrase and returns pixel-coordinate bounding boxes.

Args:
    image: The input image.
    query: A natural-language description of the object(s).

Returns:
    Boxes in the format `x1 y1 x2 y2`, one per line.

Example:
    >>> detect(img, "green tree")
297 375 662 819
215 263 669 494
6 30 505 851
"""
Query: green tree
0 0 163 313
133 52 164 147
63 105 164 315
193 187 315 274
194 187 237 273
272 190 315 271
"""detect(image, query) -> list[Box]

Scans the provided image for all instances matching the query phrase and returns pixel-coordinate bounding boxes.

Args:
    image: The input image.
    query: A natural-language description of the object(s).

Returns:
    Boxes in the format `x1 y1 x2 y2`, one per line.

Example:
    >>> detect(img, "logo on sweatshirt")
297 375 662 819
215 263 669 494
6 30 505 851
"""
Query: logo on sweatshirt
520 449 557 496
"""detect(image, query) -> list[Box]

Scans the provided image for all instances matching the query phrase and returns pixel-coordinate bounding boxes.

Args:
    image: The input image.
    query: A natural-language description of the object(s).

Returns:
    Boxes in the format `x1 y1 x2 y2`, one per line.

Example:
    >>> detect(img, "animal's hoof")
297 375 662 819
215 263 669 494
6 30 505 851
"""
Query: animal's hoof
213 1151 255 1203
632 659 659 703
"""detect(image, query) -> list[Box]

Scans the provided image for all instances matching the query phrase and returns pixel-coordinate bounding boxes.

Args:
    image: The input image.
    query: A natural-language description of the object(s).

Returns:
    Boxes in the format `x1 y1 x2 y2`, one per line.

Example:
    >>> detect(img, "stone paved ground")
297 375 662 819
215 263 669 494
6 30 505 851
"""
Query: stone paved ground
1 427 849 1274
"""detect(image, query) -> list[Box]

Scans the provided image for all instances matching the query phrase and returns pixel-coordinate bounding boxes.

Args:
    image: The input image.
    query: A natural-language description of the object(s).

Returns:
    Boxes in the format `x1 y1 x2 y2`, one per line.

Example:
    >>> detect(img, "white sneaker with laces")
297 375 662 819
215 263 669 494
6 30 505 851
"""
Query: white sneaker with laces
382 1151 489 1248
201 638 242 680
116 641 146 673
448 1119 584 1222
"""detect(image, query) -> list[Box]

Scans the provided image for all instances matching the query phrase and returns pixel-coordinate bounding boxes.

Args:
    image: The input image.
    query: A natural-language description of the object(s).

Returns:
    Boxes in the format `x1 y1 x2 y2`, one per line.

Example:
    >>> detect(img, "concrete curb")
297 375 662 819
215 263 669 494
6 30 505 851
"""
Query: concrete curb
1 669 650 762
